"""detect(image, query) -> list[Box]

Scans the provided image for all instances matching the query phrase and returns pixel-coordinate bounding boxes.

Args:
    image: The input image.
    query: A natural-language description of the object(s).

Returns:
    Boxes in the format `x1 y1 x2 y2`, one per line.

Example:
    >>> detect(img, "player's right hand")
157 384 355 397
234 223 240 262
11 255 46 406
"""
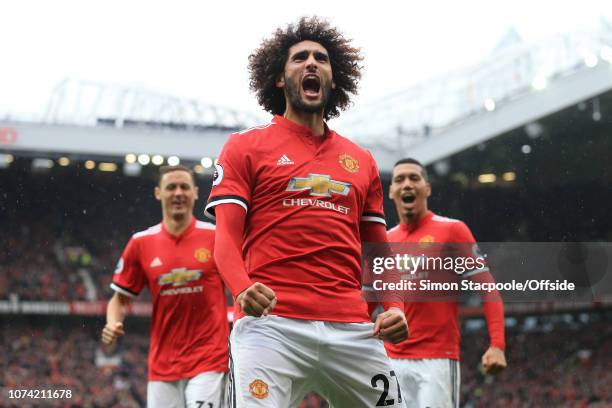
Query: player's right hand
101 321 125 345
236 282 277 317
481 346 507 374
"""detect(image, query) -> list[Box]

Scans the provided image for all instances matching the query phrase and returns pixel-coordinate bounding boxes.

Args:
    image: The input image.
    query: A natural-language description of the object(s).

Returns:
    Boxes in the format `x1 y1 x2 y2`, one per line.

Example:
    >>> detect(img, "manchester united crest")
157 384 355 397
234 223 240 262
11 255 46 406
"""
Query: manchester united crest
194 248 211 263
249 379 269 399
338 154 359 173
419 235 435 247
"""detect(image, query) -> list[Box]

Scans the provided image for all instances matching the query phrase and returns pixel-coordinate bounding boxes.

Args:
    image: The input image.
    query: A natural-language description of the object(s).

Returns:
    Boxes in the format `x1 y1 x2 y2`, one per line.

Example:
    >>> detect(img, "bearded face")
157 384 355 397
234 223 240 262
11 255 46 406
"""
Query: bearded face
277 40 335 116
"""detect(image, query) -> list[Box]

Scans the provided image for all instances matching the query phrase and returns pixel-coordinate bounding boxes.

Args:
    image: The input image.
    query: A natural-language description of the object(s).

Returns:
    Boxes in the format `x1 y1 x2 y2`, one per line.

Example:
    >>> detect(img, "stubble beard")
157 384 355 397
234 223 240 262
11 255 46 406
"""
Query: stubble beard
284 75 332 115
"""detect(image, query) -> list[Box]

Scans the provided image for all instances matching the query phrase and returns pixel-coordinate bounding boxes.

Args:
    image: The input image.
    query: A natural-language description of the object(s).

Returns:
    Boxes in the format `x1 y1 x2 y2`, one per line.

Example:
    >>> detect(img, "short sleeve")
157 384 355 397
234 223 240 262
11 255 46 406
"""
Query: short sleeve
451 222 490 278
452 221 476 245
110 238 146 297
204 133 253 220
361 151 386 225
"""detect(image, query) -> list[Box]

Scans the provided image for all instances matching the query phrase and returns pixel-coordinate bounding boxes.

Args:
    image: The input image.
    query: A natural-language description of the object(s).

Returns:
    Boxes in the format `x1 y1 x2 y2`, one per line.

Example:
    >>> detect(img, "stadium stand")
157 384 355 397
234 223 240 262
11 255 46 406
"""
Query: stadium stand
1 158 611 407
460 313 612 407
1 316 148 407
2 313 610 407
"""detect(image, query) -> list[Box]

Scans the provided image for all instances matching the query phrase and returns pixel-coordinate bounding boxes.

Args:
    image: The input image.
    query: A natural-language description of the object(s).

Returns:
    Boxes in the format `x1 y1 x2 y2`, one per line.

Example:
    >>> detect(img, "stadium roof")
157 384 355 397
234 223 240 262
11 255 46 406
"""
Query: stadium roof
43 78 264 130
334 22 612 165
1 24 612 172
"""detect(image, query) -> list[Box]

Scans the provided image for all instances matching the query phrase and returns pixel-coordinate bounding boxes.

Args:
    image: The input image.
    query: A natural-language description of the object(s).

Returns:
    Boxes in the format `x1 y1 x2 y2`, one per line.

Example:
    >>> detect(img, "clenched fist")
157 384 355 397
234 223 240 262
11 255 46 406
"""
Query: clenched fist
481 346 507 374
373 307 409 344
236 282 277 317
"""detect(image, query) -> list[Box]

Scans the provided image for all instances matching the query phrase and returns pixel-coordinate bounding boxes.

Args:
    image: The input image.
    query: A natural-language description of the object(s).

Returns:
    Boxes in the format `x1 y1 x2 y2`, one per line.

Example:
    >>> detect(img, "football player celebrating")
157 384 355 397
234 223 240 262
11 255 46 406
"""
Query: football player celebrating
102 165 229 408
385 158 507 408
206 16 408 408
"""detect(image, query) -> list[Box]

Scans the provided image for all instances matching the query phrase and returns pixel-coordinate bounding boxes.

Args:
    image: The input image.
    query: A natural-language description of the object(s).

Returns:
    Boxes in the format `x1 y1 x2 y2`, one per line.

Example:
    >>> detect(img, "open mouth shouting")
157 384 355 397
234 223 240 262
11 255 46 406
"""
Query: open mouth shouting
401 193 416 205
302 75 321 99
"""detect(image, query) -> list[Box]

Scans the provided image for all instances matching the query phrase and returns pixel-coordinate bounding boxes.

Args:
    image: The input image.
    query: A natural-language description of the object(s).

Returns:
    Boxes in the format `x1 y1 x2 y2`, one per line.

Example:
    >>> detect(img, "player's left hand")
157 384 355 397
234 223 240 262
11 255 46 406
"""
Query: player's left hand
373 307 408 344
481 346 507 374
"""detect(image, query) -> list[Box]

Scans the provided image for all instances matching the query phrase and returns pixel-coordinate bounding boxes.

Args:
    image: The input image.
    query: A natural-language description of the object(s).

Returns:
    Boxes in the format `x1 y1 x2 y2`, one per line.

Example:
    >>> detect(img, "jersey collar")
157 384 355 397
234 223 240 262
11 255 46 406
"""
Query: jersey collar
161 216 196 240
273 115 333 141
400 210 434 233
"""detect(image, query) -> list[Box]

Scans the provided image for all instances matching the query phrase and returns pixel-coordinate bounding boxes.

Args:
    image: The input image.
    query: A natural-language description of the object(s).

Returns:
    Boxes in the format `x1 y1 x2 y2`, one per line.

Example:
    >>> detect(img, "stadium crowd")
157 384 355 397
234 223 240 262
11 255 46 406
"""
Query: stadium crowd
1 314 610 407
461 317 612 407
3 163 610 302
1 167 164 302
1 317 148 407
2 165 611 406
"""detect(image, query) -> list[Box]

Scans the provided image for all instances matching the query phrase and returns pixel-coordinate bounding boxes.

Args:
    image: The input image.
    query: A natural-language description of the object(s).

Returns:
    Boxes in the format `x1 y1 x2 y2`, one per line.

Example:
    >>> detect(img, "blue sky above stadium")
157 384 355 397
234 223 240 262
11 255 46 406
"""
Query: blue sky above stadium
1 0 611 120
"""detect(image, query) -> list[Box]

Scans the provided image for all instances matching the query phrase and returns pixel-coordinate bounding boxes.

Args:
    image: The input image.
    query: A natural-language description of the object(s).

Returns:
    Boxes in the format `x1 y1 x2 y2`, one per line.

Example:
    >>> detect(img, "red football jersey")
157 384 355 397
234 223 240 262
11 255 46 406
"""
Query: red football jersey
385 211 486 361
111 218 229 381
205 116 386 322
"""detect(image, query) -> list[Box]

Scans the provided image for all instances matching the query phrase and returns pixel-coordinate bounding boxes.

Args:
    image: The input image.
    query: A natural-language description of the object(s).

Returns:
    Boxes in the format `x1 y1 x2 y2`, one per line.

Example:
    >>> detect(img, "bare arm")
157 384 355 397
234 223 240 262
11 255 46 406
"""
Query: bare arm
101 292 131 344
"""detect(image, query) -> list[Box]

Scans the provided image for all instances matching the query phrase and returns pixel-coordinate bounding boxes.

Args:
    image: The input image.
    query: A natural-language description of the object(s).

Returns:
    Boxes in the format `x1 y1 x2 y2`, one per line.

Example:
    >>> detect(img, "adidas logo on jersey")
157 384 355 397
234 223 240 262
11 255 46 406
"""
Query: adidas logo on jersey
277 155 294 166
150 257 163 267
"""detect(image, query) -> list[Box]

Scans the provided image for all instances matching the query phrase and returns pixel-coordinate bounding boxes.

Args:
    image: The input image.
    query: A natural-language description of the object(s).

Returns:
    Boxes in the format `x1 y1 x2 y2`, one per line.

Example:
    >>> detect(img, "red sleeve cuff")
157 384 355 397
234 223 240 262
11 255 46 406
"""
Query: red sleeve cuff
230 277 254 299
383 301 404 311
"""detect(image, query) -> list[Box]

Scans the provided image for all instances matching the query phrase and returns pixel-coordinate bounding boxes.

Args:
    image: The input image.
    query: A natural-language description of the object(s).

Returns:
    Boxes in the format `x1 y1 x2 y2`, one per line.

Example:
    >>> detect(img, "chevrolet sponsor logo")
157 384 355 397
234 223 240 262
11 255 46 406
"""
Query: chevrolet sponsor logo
158 268 202 286
286 174 351 197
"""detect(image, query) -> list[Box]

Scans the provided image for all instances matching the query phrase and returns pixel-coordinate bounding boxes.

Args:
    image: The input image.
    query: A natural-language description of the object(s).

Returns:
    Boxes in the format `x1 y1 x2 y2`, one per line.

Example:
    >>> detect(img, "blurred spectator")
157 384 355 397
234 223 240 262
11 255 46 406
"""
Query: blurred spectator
0 318 147 407
1 313 610 407
461 316 612 407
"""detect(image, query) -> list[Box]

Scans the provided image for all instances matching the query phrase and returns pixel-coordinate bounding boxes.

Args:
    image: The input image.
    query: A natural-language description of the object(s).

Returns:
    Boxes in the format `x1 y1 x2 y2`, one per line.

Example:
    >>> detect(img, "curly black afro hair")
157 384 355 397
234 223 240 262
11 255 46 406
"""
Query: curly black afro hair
248 16 363 120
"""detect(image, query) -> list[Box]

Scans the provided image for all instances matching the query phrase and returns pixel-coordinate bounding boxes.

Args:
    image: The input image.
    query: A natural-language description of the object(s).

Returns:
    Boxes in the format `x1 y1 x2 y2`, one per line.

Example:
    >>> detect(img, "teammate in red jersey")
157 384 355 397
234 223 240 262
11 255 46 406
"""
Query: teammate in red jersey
385 158 507 408
205 16 408 407
101 165 229 408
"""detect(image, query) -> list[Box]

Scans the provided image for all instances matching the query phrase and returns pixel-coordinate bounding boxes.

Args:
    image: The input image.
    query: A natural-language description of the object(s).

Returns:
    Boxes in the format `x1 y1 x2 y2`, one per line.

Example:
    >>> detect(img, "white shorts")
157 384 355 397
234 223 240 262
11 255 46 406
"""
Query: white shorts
147 371 227 408
228 315 404 408
389 358 460 408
